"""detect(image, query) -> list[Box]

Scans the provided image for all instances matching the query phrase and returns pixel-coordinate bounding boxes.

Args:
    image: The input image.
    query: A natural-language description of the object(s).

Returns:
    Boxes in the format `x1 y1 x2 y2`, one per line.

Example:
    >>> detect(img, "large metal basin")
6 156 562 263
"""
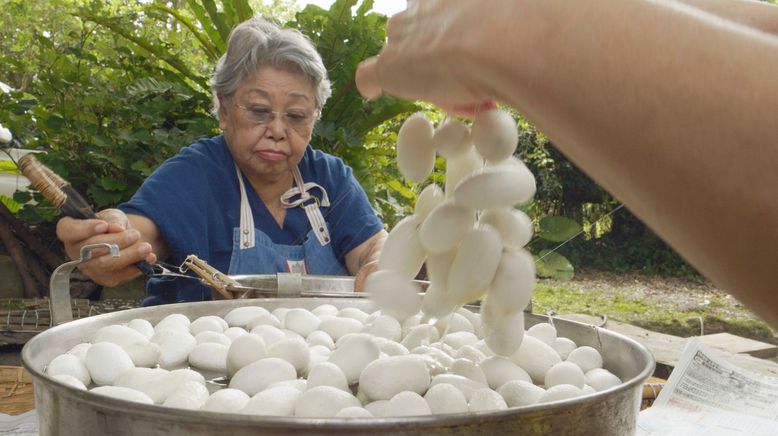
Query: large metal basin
22 266 654 436
23 294 654 435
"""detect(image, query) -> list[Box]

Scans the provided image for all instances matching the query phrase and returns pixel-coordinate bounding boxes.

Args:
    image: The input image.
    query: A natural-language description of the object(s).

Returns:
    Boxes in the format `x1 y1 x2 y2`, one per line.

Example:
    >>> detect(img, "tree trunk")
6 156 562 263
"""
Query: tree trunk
24 249 51 295
0 203 63 269
0 219 41 298
69 271 102 300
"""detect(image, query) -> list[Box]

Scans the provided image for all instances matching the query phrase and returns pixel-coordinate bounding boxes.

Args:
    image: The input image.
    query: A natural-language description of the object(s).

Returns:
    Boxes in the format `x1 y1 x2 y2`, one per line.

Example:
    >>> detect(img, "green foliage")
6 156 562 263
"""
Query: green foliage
561 222 701 278
0 0 218 225
536 216 581 243
0 195 22 214
531 215 581 280
534 250 575 281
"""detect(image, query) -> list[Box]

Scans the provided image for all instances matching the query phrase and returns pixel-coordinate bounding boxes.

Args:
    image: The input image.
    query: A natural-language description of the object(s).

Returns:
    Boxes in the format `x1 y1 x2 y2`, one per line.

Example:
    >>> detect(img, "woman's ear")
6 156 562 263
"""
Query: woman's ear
217 95 228 130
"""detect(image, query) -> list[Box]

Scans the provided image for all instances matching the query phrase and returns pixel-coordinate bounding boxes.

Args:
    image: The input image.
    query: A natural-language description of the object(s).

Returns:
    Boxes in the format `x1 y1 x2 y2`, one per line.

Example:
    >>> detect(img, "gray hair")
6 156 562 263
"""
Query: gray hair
210 16 332 117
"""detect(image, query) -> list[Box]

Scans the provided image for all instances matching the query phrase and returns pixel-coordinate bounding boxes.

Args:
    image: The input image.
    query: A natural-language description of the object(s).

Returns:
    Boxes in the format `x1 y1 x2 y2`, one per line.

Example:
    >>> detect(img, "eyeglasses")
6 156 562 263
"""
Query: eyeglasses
234 104 317 135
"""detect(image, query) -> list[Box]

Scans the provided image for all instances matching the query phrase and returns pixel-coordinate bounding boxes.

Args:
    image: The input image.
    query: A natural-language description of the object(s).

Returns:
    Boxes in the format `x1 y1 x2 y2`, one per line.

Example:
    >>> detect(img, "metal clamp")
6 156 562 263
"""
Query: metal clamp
49 243 119 326
276 273 303 297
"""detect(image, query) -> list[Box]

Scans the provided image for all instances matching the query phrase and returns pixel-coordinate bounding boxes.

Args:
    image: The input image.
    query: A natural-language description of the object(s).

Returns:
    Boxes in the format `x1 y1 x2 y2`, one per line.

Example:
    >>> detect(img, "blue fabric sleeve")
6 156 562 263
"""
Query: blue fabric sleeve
118 137 237 276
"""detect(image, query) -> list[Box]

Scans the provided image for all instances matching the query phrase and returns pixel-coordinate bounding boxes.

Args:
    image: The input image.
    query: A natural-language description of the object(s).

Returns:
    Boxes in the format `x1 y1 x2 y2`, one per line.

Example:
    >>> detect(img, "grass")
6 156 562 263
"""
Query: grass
531 282 777 344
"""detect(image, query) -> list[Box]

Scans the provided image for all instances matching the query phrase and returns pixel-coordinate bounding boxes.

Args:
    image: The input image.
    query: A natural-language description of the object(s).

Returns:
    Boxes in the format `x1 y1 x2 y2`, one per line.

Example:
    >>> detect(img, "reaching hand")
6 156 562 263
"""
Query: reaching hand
356 0 512 116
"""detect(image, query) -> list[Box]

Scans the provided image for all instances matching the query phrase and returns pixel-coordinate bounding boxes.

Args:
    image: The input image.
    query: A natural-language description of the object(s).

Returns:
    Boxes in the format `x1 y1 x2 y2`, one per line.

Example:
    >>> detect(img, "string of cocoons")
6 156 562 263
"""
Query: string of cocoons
369 108 537 358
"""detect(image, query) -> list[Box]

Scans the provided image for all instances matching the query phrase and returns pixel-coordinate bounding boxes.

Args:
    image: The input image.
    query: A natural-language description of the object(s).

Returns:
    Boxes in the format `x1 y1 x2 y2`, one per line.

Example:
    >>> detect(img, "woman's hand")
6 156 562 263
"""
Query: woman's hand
353 260 379 292
346 230 388 291
56 209 157 287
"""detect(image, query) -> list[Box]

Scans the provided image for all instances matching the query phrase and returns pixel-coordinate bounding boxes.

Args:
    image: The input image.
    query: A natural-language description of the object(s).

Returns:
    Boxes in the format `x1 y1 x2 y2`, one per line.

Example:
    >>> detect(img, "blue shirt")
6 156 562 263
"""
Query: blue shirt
119 135 384 303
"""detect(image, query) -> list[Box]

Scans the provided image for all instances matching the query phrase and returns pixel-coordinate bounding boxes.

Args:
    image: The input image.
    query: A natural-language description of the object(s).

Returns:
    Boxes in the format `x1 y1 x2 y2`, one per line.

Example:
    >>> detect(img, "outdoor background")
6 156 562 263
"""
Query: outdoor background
0 0 774 343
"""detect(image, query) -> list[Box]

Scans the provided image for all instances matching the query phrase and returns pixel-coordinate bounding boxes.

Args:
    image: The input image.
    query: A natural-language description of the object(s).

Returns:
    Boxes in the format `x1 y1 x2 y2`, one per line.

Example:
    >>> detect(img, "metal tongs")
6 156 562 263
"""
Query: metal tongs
179 255 239 299
180 255 366 300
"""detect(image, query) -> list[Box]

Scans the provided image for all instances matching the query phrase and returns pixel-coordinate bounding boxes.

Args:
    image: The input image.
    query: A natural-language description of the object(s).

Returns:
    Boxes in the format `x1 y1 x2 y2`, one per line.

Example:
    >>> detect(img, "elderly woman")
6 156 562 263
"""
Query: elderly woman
57 17 387 305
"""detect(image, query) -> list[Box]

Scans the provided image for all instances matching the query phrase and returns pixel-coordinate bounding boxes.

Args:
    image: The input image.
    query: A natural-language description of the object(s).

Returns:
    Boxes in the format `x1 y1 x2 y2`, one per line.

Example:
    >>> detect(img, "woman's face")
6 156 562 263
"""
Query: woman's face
219 66 318 182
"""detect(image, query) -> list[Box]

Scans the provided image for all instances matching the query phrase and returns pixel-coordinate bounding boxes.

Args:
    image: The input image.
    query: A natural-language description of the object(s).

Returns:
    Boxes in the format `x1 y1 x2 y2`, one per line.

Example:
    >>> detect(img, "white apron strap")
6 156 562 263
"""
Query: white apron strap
280 166 332 246
234 163 255 250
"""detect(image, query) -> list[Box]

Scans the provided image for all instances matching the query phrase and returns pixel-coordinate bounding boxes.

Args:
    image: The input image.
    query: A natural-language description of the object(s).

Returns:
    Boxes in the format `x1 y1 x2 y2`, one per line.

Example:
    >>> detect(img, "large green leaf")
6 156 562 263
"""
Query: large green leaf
144 4 221 61
186 0 227 53
0 195 22 213
201 0 232 47
0 161 19 174
535 250 575 281
537 215 581 242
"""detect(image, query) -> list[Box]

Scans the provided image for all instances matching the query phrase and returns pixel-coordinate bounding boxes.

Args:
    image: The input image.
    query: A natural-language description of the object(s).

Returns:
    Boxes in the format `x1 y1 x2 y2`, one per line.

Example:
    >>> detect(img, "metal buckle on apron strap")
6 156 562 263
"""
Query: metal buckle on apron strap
299 196 320 208
280 166 332 246
235 162 332 248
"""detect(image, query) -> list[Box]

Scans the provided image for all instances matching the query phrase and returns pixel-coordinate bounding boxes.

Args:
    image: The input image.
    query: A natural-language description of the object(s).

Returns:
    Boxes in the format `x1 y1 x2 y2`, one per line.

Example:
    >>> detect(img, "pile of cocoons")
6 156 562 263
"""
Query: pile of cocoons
44 304 623 418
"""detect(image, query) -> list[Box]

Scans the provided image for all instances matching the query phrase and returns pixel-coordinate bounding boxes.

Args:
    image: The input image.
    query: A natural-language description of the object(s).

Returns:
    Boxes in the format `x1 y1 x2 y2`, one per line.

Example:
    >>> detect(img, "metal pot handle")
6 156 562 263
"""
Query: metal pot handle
49 243 119 326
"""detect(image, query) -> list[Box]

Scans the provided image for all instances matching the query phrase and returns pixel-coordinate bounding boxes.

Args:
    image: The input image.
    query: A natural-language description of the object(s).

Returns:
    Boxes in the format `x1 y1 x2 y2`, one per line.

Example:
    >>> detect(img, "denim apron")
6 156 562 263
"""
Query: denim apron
227 163 348 276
